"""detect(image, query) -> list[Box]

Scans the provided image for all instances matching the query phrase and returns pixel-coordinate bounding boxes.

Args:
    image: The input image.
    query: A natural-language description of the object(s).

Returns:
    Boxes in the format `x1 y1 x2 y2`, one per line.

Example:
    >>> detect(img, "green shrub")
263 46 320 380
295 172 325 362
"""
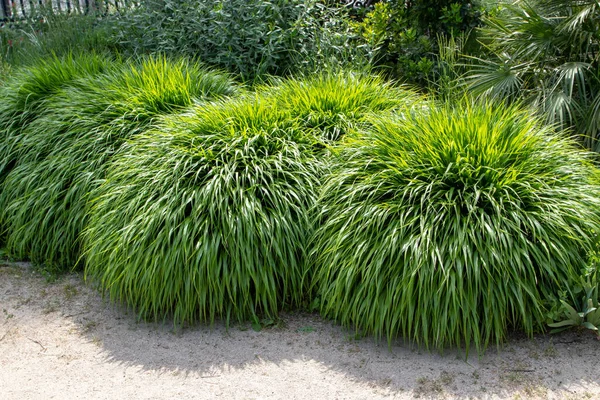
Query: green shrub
83 95 321 325
354 0 484 88
287 3 373 75
0 53 114 246
267 71 423 142
410 0 484 35
0 56 238 270
312 100 600 353
107 0 364 81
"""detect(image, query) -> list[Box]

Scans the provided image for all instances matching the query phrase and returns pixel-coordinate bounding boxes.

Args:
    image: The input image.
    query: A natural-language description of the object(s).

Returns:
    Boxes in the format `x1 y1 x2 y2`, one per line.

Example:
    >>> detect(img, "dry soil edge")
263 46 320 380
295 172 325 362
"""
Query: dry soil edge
1 262 599 399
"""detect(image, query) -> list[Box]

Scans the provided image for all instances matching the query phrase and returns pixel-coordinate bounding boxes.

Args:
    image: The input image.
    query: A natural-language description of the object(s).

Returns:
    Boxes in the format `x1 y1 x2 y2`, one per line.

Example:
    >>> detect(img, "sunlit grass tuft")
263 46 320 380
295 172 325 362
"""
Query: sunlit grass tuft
312 99 600 353
267 71 423 142
0 56 238 270
83 95 321 325
0 52 118 182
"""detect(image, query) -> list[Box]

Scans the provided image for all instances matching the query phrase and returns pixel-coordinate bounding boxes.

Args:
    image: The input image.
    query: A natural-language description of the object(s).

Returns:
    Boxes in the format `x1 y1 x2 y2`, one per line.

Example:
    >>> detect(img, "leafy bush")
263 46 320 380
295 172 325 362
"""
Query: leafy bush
0 53 116 246
287 3 373 75
312 100 600 353
354 0 484 88
107 0 365 81
83 95 321 324
410 0 484 35
0 56 238 270
465 0 600 150
267 71 423 142
354 1 433 86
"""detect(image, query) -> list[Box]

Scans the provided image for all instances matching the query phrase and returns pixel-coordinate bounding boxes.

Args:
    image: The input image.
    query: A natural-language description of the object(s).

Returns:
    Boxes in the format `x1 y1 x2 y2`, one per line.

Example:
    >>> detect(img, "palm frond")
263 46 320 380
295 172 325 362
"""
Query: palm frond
464 55 526 101
465 0 600 149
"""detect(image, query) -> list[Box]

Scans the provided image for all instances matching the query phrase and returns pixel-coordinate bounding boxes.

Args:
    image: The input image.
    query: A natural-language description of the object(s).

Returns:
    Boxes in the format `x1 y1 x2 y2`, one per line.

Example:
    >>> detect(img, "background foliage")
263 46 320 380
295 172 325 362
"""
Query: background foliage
465 0 600 150
0 11 115 68
353 0 485 88
106 0 366 81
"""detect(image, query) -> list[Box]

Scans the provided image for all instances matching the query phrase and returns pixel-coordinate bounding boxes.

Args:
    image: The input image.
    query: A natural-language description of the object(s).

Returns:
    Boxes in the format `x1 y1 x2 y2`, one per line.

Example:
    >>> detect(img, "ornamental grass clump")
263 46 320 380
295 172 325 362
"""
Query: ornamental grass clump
312 100 600 353
268 71 422 142
0 52 117 181
83 96 321 325
0 56 238 270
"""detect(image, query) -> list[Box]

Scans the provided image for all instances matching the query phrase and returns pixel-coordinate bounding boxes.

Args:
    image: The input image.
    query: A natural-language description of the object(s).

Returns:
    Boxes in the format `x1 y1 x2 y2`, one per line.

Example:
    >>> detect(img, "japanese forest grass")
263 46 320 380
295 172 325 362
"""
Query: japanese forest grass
81 72 422 325
311 100 600 354
0 53 118 184
265 71 423 143
83 96 323 325
0 56 238 269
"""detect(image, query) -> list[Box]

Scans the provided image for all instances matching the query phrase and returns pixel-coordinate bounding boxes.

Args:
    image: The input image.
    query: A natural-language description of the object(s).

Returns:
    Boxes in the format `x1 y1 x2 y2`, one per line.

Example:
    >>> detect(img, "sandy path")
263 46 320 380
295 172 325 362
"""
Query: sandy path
1 262 599 399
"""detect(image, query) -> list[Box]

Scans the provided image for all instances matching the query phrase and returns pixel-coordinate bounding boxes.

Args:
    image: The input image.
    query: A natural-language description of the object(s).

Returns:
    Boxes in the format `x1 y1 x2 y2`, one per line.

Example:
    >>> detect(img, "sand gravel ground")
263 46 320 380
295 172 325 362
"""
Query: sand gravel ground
1 261 599 399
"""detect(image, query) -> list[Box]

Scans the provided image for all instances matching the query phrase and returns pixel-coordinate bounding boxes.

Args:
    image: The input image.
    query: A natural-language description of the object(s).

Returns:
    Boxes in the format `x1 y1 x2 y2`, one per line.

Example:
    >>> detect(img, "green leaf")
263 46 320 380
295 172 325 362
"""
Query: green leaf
561 300 583 324
582 322 599 331
586 308 600 327
251 316 263 332
548 320 579 328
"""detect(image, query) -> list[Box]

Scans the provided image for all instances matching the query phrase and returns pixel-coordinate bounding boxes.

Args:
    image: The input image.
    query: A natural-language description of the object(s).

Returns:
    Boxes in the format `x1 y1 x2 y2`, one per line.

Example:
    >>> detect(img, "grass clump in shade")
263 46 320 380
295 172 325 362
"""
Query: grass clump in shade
311 100 600 354
0 12 117 68
83 95 321 326
267 71 423 143
0 61 11 84
0 56 238 270
0 52 118 181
